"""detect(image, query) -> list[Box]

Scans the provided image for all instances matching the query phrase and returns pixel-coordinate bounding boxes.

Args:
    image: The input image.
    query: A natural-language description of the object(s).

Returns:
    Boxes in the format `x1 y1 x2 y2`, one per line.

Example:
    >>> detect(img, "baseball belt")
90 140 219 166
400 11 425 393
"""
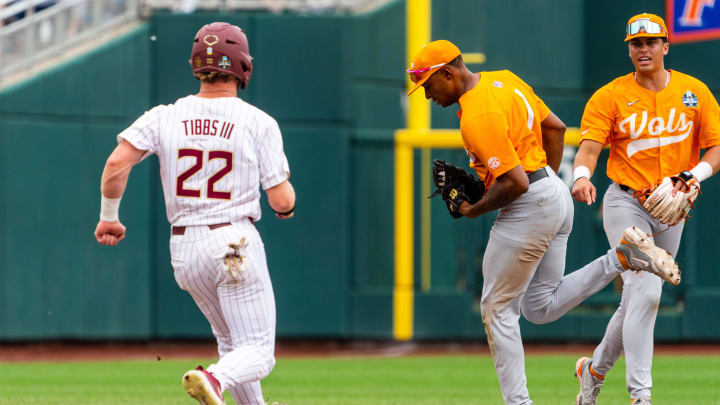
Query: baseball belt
618 183 637 196
527 167 549 184
172 222 232 236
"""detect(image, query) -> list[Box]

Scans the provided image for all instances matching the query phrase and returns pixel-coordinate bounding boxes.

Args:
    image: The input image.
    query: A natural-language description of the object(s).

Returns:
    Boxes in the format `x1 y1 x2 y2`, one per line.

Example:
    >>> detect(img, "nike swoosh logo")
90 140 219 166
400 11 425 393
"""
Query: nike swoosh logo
627 100 639 106
581 129 590 135
626 131 691 158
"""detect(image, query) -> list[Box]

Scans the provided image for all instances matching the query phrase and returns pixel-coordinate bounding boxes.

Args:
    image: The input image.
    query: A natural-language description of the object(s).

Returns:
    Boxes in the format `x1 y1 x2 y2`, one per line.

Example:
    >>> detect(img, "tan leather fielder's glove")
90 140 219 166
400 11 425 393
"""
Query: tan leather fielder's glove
635 172 700 226
222 238 248 280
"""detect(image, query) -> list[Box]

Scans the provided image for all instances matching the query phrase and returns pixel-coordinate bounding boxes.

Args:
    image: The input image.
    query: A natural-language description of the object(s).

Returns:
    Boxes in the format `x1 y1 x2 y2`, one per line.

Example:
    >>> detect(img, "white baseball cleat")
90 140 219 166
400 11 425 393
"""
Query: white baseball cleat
632 398 652 404
617 226 681 285
182 365 225 405
574 357 603 405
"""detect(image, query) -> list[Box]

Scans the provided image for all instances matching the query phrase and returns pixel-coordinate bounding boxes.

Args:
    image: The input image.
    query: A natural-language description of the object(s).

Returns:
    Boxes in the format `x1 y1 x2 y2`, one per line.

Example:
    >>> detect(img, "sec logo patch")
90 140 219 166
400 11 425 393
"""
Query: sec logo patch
487 157 501 170
465 149 477 164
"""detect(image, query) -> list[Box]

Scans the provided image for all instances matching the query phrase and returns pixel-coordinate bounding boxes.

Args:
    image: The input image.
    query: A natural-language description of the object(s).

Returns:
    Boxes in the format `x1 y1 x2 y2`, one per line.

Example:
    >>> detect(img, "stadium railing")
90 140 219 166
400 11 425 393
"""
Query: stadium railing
0 0 389 85
0 0 139 83
139 0 389 14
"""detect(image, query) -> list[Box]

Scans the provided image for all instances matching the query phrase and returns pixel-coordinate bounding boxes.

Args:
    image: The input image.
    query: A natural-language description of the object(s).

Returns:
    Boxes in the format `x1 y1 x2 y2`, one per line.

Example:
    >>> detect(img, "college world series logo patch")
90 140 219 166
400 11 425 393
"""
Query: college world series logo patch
682 90 698 107
219 56 231 69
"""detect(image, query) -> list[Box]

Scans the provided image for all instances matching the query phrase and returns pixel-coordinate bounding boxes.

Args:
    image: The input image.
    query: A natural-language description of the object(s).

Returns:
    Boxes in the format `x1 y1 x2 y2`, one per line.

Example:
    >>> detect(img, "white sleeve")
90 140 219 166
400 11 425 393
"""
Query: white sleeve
116 106 163 161
257 119 290 190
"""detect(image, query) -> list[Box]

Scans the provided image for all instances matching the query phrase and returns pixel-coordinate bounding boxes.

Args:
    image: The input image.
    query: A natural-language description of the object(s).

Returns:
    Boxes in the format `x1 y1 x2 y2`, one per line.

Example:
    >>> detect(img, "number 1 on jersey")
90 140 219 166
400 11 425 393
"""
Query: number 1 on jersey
176 148 233 200
514 88 535 130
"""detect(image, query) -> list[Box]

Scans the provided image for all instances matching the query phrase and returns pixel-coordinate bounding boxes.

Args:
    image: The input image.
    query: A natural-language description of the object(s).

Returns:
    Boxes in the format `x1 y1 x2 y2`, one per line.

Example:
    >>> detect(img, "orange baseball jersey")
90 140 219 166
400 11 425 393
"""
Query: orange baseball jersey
580 70 720 190
458 70 551 186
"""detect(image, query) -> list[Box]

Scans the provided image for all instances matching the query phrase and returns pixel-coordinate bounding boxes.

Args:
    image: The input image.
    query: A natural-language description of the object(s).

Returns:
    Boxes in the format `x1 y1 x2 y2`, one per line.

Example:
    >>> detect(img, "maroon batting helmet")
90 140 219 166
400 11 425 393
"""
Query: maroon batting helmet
190 22 253 89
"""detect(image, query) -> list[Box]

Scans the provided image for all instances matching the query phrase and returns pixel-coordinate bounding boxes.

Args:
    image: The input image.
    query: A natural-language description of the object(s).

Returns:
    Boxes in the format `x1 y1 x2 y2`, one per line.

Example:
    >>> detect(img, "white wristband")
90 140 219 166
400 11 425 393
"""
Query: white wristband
573 166 591 183
689 161 713 182
100 195 122 222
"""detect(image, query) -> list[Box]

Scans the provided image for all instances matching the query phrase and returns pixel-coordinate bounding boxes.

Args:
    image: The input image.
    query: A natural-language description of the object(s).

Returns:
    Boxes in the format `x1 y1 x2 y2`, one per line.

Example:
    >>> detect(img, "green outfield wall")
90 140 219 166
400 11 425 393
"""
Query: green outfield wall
2 0 720 341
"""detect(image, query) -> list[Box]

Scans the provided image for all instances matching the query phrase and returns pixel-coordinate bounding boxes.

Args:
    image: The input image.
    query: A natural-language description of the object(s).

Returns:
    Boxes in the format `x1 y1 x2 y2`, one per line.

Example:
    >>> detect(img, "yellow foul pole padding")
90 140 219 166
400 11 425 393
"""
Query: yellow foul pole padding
396 128 580 148
393 142 414 341
394 0 431 341
406 0 431 131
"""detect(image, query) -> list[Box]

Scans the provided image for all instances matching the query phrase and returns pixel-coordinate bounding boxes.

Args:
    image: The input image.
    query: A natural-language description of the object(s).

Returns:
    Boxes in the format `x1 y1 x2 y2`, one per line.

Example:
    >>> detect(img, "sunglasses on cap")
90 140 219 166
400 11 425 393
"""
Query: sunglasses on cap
406 62 447 82
627 18 666 36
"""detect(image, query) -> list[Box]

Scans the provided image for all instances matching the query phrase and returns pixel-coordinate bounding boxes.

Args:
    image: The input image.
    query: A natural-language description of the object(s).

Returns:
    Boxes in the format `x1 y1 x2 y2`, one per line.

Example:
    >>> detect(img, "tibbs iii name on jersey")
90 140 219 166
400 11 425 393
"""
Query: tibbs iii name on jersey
182 118 235 139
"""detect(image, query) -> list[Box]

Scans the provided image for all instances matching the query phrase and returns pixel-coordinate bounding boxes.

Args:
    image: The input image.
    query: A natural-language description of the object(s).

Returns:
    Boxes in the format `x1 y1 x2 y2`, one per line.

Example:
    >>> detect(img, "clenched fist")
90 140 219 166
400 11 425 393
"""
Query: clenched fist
95 220 126 246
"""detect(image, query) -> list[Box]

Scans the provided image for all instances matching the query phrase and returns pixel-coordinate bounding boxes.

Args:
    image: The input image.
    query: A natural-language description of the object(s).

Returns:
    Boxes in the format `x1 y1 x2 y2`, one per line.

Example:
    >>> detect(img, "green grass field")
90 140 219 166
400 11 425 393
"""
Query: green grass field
1 354 719 404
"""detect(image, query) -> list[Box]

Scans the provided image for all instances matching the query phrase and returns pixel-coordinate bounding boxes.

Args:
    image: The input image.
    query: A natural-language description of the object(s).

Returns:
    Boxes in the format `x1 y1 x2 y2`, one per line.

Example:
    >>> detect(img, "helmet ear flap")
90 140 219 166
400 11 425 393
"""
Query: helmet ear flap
236 53 253 89
237 62 249 89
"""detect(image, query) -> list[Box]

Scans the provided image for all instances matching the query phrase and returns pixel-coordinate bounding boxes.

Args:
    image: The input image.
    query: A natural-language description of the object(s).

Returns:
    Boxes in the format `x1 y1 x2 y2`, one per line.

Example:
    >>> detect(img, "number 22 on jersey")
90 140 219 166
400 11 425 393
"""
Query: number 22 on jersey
176 148 233 200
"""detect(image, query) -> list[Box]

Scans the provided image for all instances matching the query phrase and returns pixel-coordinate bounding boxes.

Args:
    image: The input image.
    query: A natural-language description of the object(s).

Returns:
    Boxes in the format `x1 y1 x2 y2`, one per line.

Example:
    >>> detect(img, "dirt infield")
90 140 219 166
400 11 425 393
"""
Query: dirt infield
1 340 719 362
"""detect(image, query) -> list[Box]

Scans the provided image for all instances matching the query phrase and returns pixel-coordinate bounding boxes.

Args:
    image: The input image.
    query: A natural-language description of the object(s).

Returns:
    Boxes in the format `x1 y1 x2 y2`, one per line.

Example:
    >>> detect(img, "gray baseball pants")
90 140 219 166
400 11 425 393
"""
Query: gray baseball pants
481 168 626 405
591 183 683 400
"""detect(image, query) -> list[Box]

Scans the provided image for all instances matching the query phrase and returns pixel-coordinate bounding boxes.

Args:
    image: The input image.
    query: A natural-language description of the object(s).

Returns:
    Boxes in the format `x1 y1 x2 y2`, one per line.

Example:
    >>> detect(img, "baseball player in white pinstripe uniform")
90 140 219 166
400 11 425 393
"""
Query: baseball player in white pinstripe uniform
94 22 295 405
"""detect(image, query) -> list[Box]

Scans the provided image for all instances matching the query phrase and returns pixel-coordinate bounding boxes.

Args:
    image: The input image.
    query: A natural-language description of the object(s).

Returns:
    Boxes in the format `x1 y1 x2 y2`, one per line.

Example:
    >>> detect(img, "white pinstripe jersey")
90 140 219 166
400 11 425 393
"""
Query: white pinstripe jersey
118 95 290 226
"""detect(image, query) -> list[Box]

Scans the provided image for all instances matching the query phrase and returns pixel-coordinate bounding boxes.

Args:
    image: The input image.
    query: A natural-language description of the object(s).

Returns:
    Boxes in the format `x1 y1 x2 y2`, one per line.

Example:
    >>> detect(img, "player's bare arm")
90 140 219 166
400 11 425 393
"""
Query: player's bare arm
458 164 528 218
266 179 296 219
571 139 603 205
94 140 146 246
540 112 566 173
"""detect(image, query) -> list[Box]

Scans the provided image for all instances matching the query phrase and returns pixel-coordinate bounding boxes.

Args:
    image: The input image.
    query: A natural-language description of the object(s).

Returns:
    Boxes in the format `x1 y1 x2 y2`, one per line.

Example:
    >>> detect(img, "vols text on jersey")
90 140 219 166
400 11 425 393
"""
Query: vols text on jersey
182 118 235 139
619 107 693 158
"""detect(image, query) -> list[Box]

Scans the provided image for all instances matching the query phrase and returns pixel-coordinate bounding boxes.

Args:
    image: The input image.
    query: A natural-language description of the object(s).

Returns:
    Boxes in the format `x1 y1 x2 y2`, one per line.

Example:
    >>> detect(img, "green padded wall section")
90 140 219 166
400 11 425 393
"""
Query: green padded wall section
0 25 154 339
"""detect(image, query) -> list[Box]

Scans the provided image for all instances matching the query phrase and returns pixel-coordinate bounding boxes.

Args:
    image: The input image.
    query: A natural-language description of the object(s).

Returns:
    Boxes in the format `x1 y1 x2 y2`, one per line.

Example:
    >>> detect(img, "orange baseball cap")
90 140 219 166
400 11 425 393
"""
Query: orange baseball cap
406 40 462 96
625 13 668 42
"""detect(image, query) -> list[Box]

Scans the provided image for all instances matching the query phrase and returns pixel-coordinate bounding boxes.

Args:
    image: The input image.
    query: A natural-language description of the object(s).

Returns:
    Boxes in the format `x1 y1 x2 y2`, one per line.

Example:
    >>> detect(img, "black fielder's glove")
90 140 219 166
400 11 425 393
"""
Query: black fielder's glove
429 159 486 218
